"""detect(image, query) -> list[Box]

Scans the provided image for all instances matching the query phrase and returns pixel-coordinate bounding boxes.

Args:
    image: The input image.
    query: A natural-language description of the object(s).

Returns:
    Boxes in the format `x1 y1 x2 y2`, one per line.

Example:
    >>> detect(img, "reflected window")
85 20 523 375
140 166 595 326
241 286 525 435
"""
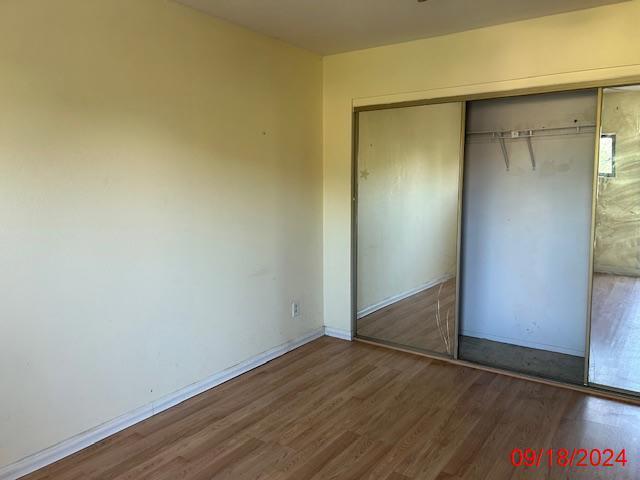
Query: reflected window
599 134 616 177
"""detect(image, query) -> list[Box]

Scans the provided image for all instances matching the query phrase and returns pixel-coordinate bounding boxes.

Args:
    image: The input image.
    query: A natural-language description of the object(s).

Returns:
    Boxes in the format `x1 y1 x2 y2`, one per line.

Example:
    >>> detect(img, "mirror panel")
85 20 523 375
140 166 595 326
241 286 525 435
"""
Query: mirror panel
589 85 640 394
355 102 463 356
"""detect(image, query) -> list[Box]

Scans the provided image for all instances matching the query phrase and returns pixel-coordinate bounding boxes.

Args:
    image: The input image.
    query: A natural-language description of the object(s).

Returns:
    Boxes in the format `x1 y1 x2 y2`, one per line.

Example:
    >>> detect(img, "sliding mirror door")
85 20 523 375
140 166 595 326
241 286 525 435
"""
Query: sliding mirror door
355 102 464 356
589 86 640 394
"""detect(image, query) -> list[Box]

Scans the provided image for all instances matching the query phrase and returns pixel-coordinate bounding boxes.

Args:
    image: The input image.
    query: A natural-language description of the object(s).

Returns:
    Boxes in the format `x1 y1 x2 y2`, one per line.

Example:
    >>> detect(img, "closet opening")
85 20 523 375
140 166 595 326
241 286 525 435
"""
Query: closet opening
458 90 598 384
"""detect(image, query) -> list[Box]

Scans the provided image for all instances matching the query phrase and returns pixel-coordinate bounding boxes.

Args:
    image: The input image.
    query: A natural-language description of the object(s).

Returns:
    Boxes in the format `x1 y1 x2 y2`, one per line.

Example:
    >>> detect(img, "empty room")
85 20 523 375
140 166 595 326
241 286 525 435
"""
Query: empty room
3 1 640 479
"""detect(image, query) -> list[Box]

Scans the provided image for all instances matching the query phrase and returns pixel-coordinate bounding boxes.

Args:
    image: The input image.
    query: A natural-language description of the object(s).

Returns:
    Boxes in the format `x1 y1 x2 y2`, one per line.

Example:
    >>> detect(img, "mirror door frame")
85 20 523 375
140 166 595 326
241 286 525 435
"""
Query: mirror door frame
350 101 467 359
585 86 640 397
584 88 604 386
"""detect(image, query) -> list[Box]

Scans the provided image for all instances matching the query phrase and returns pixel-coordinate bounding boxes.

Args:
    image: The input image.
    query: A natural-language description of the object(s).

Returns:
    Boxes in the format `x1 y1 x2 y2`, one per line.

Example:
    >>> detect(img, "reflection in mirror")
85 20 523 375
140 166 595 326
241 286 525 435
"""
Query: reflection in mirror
355 102 463 356
589 85 640 394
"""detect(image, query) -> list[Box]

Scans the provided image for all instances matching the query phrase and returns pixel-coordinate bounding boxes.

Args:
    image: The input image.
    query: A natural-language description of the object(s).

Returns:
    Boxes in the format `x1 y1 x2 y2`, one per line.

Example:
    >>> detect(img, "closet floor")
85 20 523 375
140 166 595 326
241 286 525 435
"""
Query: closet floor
459 336 585 385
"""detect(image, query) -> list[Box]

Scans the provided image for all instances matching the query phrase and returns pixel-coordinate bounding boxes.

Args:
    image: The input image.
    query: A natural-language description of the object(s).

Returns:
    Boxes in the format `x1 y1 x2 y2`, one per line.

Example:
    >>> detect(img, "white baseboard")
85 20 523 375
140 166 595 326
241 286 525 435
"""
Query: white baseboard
357 274 454 319
461 331 584 357
0 327 325 480
324 326 353 341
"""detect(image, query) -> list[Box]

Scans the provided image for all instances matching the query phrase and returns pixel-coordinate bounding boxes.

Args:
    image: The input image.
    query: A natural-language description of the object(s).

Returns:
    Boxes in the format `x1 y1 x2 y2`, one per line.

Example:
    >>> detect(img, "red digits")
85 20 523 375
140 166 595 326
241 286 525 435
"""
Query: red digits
510 449 523 467
511 448 627 468
602 449 614 467
615 449 628 467
576 449 588 467
557 448 569 467
523 448 536 467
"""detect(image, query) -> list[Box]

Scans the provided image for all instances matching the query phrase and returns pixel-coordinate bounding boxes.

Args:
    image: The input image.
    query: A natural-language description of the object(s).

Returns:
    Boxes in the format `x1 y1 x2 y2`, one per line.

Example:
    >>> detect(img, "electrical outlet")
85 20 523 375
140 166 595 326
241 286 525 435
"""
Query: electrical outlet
291 302 300 318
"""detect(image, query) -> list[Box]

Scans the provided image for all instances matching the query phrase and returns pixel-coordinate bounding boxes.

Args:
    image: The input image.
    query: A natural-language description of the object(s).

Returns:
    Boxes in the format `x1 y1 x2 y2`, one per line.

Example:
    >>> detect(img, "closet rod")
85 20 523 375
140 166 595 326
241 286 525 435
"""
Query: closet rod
466 124 596 137
467 124 597 172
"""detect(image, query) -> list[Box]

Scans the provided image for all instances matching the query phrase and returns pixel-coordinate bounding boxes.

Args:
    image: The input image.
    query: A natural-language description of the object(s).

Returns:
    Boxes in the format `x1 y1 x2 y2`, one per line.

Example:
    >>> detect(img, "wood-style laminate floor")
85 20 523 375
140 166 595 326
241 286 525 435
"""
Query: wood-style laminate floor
24 336 640 480
357 278 456 355
356 279 582 384
590 273 640 393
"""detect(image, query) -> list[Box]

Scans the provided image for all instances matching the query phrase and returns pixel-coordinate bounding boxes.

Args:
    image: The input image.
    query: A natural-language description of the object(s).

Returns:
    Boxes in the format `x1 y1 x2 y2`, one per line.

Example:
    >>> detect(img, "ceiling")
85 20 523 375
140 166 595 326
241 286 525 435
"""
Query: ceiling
176 0 628 55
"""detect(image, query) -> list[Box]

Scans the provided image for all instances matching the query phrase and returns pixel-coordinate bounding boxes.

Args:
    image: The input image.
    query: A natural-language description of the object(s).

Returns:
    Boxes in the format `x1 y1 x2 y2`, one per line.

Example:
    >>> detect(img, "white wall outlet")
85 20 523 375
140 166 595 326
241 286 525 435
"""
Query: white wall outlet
291 302 300 318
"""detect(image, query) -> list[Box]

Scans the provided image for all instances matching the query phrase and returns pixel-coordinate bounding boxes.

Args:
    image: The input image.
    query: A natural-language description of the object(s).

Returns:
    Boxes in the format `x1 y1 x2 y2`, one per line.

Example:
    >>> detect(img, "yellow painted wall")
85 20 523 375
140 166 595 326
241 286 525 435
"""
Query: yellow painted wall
323 0 640 333
0 0 322 466
5 0 640 471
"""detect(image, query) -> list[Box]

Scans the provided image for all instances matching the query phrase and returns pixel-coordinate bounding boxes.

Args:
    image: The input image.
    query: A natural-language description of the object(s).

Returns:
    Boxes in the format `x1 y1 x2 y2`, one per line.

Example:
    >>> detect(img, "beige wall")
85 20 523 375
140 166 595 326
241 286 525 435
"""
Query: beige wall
0 0 322 467
356 103 462 312
323 0 640 333
5 0 640 470
595 89 640 275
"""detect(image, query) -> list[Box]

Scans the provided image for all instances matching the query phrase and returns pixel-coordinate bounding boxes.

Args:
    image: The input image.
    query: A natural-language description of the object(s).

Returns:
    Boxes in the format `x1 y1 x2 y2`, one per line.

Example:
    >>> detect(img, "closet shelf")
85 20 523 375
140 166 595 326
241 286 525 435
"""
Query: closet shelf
466 124 597 138
466 124 597 171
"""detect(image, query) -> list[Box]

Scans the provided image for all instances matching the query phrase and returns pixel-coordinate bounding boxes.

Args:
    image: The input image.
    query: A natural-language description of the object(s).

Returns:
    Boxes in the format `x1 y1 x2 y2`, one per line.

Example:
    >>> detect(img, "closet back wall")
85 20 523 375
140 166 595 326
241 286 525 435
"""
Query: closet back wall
460 91 597 356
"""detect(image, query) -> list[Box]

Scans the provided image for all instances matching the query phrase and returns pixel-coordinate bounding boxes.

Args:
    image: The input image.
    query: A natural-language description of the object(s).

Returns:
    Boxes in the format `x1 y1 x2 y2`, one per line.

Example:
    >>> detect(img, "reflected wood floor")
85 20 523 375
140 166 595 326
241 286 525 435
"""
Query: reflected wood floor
590 273 640 393
24 337 640 480
357 278 456 355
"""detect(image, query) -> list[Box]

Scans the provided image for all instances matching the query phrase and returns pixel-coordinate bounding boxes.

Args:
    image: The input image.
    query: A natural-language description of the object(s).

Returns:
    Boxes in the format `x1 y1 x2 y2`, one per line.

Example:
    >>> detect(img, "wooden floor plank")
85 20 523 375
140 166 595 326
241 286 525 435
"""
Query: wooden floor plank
357 278 456 355
21 337 640 480
590 273 640 393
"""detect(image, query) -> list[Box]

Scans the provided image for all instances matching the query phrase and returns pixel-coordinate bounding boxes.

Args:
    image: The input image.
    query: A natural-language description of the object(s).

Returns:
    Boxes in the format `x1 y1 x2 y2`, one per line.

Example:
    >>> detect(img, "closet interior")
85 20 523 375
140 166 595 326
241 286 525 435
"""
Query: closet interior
353 83 640 398
459 90 596 384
